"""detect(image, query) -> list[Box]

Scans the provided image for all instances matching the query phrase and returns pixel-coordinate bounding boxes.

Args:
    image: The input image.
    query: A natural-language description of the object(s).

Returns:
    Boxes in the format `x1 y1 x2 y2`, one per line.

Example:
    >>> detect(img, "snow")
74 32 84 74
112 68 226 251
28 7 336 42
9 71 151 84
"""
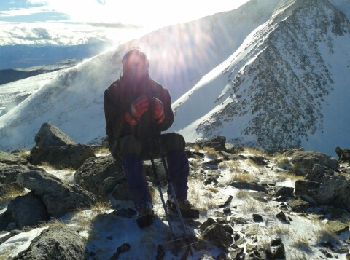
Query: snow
0 226 48 258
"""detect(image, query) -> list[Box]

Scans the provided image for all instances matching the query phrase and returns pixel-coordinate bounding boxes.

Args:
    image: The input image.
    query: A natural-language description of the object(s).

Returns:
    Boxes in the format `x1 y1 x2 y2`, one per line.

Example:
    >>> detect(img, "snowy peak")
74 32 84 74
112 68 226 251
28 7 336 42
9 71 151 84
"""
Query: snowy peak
174 0 350 154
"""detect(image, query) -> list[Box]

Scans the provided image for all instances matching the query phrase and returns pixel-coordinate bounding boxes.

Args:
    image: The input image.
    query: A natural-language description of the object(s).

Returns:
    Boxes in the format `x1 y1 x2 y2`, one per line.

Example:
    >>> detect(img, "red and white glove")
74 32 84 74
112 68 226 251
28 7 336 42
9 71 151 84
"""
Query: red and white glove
131 95 149 119
153 97 165 124
124 95 149 126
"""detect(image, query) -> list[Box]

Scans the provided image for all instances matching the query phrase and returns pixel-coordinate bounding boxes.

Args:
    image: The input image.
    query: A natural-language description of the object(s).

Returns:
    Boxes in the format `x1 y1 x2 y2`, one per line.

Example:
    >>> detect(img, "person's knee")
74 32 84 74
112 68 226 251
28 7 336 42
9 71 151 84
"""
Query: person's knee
119 135 142 156
161 133 185 153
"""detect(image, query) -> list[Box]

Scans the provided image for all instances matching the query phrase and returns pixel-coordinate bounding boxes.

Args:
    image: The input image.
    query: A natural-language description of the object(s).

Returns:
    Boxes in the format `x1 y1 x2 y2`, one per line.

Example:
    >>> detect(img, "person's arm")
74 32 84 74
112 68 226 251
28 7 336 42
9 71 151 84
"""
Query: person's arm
157 88 174 131
104 84 129 150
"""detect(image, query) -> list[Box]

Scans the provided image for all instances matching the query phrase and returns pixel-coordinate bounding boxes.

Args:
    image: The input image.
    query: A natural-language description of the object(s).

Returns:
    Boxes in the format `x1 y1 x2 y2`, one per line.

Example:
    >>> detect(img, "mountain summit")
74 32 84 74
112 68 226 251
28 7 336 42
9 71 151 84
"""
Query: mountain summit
172 0 350 154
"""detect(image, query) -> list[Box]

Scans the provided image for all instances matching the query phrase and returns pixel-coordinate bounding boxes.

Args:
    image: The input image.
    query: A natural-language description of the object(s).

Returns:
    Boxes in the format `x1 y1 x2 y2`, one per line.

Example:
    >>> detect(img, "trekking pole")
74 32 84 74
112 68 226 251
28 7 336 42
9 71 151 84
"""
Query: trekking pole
150 156 177 241
160 156 194 256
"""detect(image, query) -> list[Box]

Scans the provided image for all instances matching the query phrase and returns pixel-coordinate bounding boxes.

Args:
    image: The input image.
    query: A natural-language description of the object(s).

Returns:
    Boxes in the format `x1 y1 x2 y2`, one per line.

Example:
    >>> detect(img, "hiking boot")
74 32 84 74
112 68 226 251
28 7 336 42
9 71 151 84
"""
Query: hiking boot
136 207 155 229
167 199 200 219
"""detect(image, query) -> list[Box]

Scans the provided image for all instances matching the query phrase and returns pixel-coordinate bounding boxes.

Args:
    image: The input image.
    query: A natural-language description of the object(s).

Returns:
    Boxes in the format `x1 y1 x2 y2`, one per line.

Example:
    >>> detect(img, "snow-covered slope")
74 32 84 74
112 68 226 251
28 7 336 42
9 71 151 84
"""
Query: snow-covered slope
172 0 350 155
0 0 279 151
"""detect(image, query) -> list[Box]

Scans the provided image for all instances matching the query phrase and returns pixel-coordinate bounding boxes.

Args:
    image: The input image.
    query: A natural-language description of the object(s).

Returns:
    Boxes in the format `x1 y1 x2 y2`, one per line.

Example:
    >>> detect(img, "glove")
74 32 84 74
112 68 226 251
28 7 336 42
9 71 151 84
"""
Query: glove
124 112 138 126
131 95 149 119
153 97 165 124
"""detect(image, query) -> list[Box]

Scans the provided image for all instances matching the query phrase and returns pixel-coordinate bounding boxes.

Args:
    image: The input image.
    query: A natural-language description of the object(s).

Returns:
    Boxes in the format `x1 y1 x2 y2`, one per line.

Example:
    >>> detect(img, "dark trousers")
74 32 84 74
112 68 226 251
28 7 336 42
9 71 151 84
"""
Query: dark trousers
112 133 189 210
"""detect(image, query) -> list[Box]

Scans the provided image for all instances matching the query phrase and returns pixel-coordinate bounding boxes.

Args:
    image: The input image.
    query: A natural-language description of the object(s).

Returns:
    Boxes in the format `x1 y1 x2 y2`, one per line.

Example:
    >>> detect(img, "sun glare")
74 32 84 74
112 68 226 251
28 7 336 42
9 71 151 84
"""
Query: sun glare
39 0 249 29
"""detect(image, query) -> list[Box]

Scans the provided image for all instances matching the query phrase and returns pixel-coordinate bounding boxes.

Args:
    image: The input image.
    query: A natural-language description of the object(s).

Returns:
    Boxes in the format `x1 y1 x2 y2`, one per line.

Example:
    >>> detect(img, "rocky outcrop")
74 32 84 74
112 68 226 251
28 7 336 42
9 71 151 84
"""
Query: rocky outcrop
74 155 125 199
29 123 95 169
288 150 338 175
17 169 96 217
14 225 87 260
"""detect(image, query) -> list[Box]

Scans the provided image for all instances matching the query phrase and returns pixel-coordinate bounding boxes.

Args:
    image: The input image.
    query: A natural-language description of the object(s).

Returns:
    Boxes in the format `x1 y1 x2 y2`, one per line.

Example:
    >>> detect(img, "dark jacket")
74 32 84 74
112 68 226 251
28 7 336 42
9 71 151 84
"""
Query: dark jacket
104 76 174 147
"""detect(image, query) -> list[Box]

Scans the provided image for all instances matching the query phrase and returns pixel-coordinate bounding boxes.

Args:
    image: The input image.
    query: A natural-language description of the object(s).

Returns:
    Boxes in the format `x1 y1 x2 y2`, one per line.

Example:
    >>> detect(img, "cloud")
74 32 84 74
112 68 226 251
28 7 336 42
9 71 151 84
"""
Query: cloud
0 6 52 17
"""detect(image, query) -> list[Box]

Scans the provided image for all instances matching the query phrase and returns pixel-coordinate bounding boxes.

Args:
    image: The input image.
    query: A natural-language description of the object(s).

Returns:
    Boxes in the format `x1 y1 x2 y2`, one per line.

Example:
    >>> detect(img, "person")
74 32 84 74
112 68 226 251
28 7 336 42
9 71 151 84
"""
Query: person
104 49 199 227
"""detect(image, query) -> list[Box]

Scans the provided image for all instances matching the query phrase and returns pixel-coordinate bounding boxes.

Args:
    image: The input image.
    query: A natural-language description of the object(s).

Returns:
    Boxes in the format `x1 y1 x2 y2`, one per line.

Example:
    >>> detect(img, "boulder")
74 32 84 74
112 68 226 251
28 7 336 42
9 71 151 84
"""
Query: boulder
198 136 227 151
4 192 48 230
34 122 76 148
14 225 87 260
266 238 286 259
295 175 350 211
0 163 29 199
335 147 350 163
29 123 95 169
17 169 96 217
74 155 125 199
289 151 338 175
201 219 234 250
30 144 95 170
275 186 294 198
288 199 310 213
0 163 30 185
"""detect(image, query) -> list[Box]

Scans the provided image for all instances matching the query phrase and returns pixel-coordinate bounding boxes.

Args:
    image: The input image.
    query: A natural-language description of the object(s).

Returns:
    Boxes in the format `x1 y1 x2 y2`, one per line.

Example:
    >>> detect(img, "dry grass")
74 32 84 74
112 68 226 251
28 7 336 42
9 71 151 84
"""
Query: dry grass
91 201 112 214
202 146 219 159
218 160 241 171
94 146 110 157
230 172 258 184
274 156 292 170
188 179 217 210
46 219 66 229
236 190 252 200
243 147 268 157
0 185 26 203
291 236 310 249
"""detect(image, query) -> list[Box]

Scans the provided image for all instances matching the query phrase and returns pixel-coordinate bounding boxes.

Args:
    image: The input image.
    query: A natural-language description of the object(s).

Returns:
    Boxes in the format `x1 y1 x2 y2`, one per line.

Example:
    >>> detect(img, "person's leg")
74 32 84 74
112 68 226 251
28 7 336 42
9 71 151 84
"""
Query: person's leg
160 133 189 201
118 135 152 211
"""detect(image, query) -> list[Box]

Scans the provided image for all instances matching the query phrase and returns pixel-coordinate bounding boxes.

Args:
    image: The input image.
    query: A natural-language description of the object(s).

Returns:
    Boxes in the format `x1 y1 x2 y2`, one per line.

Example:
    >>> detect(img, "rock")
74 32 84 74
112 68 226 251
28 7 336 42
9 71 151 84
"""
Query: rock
201 219 233 250
249 156 268 166
295 175 350 211
114 208 137 218
0 163 30 185
29 123 95 169
219 196 233 208
74 155 125 199
288 199 310 213
289 151 338 175
110 243 131 260
17 169 96 217
0 151 27 165
335 147 350 163
0 163 29 200
14 225 87 260
266 238 286 259
276 211 289 224
275 186 294 198
34 122 76 148
198 136 227 151
203 159 223 170
5 192 49 230
200 218 216 232
252 214 263 223
230 181 266 192
30 144 95 170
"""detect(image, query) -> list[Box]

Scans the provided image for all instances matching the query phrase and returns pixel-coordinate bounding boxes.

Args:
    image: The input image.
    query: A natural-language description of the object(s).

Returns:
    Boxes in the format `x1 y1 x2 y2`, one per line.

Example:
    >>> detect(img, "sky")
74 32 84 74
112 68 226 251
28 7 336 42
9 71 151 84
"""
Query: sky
0 0 250 28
